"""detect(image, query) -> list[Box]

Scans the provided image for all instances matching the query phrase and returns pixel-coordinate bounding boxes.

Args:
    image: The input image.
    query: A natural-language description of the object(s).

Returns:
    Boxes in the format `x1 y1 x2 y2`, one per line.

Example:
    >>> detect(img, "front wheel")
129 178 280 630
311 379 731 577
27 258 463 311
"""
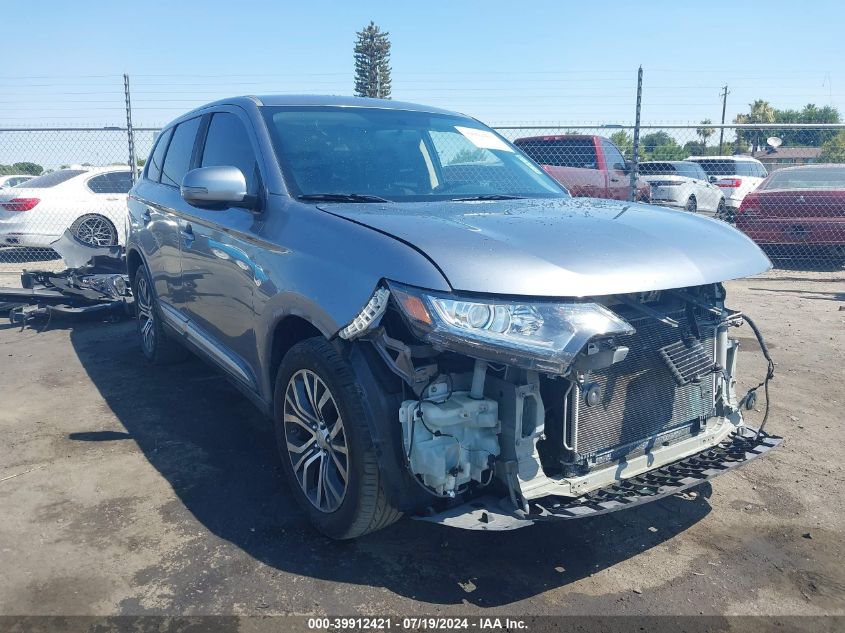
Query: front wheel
274 338 401 539
685 196 697 212
715 199 732 222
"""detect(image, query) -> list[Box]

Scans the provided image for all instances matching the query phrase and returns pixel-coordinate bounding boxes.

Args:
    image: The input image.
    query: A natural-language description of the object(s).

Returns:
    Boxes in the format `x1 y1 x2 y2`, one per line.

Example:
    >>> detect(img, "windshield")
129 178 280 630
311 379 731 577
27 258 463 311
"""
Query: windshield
760 166 845 191
261 106 568 202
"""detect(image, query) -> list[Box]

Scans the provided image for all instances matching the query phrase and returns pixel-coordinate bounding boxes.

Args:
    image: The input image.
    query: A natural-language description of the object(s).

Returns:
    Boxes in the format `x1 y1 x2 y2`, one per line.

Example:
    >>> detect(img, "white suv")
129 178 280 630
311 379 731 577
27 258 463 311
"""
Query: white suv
685 156 768 214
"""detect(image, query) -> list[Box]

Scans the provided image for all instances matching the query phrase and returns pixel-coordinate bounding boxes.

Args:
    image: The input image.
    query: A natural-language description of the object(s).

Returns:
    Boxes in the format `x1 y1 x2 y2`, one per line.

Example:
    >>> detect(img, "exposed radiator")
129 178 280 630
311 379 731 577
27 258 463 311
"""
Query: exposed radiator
572 310 716 461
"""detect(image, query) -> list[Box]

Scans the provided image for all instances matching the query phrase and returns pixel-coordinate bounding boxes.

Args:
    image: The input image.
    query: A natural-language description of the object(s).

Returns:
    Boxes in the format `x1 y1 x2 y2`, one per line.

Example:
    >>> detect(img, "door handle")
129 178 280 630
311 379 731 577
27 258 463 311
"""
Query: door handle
180 223 195 247
141 209 151 225
610 177 620 182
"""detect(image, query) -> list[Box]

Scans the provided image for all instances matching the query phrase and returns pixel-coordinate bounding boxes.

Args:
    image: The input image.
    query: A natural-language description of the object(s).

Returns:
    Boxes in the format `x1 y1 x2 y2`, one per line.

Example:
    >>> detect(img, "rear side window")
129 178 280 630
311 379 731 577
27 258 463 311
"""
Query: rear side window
200 113 259 194
672 162 701 179
161 117 201 187
20 169 86 188
87 171 133 194
146 128 173 182
736 162 761 177
516 138 598 169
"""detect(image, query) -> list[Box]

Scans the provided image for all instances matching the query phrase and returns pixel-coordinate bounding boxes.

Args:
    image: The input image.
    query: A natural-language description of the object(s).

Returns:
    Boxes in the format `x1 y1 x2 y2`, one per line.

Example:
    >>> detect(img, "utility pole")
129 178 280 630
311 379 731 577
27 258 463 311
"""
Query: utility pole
629 66 643 202
718 84 730 154
124 73 137 183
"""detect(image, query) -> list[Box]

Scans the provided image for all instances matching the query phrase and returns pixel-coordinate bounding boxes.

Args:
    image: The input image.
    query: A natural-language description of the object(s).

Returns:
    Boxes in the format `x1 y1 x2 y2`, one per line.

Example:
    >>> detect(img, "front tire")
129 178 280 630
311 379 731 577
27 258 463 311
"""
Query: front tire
134 266 188 365
715 198 730 222
274 338 401 539
685 196 697 212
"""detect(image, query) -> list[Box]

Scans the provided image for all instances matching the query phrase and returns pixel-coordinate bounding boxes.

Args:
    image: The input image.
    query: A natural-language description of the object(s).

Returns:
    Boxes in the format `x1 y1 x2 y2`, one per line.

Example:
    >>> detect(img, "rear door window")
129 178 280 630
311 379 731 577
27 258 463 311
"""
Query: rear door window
160 117 202 187
87 171 133 194
146 128 173 182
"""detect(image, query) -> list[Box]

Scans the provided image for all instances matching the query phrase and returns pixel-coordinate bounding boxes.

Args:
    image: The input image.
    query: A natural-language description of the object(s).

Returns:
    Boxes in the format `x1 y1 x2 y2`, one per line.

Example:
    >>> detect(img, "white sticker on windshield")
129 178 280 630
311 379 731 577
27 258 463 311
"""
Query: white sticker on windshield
455 126 514 152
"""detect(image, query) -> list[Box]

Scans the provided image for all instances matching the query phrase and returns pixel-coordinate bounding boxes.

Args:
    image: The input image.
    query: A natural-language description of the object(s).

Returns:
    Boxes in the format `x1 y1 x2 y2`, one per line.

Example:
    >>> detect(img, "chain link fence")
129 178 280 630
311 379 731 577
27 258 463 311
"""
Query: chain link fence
493 123 845 265
1 123 843 283
0 128 158 280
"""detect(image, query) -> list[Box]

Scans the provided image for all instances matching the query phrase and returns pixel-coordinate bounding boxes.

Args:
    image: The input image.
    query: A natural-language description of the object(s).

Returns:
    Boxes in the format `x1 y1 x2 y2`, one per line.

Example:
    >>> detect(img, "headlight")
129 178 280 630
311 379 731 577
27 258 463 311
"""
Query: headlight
388 282 634 375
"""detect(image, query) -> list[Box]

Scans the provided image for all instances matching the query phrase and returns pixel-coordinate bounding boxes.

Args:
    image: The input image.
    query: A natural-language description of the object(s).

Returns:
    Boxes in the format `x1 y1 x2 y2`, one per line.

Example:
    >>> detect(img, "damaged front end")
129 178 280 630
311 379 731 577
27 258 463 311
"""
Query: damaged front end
339 281 781 531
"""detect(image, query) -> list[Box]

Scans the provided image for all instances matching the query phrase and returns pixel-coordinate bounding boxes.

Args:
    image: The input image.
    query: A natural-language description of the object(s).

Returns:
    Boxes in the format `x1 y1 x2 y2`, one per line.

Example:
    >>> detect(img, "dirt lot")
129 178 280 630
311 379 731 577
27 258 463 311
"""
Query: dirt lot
0 267 843 621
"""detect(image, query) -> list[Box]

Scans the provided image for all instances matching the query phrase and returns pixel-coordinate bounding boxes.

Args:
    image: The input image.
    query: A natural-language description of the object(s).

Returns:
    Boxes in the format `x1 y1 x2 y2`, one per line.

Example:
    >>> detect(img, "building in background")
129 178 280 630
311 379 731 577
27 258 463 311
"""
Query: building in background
752 147 822 171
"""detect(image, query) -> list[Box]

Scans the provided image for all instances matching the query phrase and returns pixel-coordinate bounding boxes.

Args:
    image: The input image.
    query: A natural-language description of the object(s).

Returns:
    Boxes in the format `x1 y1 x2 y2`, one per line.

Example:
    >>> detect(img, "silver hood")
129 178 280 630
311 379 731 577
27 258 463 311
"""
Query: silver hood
318 197 771 297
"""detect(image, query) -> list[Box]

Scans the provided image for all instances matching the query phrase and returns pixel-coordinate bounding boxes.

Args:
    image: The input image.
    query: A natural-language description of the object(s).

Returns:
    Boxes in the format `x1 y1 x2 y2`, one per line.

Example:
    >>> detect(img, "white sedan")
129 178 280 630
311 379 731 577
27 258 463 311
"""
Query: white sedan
0 166 132 248
640 160 726 216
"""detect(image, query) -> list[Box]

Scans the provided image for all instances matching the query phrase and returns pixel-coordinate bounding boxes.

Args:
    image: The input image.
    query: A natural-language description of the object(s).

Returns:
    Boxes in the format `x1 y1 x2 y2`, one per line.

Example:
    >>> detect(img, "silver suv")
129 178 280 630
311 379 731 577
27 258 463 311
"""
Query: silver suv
128 96 780 539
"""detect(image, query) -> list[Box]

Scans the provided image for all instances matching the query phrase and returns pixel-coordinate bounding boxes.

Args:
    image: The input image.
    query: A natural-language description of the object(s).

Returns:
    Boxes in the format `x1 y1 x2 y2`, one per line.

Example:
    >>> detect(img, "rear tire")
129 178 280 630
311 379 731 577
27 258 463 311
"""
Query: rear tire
134 266 189 365
685 196 697 212
274 337 401 539
71 214 118 246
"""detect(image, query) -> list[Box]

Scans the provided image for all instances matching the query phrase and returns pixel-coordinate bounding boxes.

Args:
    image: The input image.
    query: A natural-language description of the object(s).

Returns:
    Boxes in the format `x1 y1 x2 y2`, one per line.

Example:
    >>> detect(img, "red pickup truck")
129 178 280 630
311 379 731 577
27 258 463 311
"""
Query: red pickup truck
514 134 651 202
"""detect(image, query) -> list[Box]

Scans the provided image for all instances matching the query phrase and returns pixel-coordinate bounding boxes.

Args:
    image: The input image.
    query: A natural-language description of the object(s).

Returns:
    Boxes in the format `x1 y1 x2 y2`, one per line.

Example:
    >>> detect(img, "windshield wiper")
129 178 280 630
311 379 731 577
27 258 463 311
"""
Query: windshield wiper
297 193 391 203
450 194 525 201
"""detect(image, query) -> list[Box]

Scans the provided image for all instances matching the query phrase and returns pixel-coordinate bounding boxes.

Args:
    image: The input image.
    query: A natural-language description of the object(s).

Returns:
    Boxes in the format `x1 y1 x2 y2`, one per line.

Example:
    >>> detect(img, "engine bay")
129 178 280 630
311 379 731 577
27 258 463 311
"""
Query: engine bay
345 282 774 517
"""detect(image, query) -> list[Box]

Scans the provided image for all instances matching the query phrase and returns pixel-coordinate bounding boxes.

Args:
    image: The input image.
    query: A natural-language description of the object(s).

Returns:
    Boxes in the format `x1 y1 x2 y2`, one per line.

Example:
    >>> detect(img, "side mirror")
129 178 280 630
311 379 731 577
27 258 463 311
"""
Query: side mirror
622 160 634 174
708 175 718 183
181 166 247 208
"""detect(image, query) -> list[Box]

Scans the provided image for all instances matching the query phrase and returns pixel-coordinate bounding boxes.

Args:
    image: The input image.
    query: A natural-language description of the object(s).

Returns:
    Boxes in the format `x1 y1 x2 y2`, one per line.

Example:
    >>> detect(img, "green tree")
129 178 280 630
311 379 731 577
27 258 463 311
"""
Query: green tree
10 161 43 175
639 131 685 161
819 131 845 163
735 100 841 151
696 119 715 152
747 100 775 152
609 131 633 158
449 148 486 164
354 21 392 99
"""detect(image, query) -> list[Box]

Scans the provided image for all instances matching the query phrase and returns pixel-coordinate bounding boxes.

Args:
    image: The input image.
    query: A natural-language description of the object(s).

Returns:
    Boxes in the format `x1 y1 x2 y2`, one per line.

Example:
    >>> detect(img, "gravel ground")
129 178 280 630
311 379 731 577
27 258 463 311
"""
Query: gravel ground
0 266 843 621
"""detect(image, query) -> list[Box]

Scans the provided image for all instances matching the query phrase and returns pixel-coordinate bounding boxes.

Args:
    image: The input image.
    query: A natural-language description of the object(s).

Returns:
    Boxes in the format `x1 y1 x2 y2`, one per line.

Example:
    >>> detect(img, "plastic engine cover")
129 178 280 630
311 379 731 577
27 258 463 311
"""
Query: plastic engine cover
399 393 501 495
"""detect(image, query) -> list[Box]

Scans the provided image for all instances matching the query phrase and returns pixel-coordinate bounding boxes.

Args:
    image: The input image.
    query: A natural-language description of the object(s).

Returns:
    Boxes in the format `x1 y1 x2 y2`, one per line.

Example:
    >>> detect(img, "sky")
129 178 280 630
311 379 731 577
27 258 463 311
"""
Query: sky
2 0 844 151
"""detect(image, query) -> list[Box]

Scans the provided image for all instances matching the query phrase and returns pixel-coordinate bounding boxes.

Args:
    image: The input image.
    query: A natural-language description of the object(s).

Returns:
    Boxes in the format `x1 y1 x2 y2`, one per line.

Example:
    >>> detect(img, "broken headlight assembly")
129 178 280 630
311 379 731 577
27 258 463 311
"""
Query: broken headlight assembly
387 281 635 375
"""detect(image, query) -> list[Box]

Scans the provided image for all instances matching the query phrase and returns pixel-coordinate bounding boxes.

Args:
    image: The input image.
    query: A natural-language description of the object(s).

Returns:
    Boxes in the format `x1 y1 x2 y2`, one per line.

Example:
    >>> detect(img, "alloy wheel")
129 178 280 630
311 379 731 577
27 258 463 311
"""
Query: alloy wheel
136 274 156 355
283 369 349 513
73 215 117 246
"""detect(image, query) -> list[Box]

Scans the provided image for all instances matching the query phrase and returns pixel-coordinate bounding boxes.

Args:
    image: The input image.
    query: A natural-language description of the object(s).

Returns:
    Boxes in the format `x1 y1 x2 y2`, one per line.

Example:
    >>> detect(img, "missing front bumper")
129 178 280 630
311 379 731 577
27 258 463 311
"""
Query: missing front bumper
412 427 782 531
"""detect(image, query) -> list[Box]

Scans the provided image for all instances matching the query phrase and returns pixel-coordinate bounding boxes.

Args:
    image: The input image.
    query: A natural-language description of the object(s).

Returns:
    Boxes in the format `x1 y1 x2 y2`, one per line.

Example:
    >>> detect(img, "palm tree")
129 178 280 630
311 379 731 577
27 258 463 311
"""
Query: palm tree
748 100 775 152
696 119 715 153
